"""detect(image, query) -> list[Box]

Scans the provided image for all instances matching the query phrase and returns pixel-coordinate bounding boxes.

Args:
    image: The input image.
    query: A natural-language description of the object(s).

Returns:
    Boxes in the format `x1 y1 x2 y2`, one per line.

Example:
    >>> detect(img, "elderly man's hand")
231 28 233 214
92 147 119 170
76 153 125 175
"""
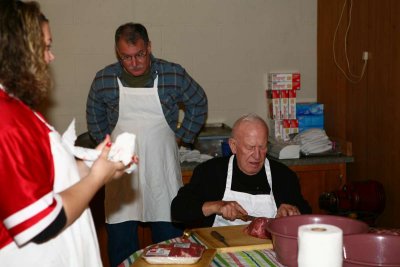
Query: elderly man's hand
276 204 300 217
202 200 247 221
219 201 248 221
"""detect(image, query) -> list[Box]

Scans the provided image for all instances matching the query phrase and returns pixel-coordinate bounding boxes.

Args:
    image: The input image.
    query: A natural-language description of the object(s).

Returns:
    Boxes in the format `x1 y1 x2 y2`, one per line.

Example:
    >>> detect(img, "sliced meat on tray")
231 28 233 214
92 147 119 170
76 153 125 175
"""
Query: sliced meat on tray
142 242 205 264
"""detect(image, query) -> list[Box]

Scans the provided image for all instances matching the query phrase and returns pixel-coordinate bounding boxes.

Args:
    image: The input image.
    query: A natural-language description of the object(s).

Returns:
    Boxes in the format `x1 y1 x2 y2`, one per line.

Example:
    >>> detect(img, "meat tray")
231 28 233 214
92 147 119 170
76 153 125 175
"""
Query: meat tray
131 248 216 267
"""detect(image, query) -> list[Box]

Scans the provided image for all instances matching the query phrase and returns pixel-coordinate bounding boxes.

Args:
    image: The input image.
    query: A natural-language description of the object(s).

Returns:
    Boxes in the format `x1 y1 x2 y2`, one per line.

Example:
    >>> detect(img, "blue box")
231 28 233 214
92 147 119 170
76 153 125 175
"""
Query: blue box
296 103 324 116
299 125 324 133
298 114 324 133
297 114 324 126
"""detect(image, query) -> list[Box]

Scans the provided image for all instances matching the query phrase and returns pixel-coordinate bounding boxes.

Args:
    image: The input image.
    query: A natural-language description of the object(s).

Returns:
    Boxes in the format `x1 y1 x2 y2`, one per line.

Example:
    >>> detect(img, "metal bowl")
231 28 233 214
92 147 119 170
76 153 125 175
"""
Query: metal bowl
343 233 400 266
266 214 369 267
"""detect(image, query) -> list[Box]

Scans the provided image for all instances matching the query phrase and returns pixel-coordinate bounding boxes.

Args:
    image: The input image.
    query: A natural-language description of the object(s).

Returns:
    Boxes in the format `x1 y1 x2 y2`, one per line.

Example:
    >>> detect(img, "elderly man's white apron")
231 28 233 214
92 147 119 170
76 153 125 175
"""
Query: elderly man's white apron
213 155 277 226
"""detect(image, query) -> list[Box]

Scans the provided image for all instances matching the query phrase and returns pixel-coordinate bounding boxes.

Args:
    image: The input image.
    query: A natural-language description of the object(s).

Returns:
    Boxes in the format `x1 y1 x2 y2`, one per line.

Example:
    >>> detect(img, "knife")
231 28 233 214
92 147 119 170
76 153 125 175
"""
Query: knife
241 215 274 223
240 214 258 222
210 230 230 247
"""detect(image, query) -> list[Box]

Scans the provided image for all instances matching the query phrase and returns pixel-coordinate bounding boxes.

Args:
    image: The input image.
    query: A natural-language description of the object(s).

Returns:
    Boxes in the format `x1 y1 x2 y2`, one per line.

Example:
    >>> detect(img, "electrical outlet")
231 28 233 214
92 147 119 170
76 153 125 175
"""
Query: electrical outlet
362 51 369 60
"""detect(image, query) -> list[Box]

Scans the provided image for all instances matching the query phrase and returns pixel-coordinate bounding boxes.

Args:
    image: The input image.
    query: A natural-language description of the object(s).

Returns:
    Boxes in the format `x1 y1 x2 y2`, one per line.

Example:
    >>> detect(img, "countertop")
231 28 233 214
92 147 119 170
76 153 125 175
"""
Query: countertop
273 154 354 166
181 154 354 172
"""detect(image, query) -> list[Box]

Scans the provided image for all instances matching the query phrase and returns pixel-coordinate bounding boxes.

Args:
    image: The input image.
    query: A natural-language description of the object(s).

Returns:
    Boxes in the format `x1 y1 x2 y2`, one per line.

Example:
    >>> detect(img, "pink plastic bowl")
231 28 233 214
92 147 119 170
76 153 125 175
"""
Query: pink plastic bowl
343 233 400 267
266 214 369 267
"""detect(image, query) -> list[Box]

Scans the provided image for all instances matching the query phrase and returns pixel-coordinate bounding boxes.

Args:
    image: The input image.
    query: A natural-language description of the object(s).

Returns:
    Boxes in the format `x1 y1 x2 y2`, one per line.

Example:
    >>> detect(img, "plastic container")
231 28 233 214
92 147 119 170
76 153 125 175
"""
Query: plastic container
343 233 400 266
194 123 232 157
266 214 369 267
221 141 232 157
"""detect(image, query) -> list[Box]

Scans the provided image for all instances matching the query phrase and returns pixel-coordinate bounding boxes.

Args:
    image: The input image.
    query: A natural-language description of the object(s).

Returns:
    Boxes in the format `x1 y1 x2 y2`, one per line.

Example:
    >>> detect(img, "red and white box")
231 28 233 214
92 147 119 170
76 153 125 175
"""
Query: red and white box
269 119 299 142
280 90 289 120
268 72 301 83
268 81 301 90
267 90 281 119
288 90 297 119
269 119 283 141
282 119 291 141
290 119 299 135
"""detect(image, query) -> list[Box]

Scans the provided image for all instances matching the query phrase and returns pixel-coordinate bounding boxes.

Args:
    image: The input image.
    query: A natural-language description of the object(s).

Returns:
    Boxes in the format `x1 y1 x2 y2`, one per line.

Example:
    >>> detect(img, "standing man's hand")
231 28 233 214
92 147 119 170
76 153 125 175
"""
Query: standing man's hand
176 137 182 147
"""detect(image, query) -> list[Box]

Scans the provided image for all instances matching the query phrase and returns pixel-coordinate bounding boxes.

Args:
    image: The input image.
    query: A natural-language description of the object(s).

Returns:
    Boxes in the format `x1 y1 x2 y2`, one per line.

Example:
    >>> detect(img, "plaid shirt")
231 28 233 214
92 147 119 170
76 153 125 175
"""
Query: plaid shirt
86 54 208 144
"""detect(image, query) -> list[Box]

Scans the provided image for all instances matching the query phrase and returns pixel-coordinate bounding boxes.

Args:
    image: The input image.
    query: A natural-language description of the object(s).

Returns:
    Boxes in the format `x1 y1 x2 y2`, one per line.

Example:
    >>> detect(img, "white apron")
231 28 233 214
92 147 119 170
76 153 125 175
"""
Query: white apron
0 115 102 267
213 155 277 227
105 76 182 223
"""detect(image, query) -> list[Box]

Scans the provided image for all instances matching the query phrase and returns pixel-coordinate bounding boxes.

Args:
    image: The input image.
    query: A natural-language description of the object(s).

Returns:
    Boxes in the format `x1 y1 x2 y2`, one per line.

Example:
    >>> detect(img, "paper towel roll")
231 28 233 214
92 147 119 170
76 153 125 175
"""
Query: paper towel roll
297 224 343 267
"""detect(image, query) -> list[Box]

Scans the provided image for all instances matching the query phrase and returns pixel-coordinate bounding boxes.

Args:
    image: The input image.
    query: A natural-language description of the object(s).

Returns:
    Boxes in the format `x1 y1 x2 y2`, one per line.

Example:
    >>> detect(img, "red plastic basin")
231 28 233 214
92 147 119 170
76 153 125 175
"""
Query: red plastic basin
266 214 369 267
343 233 400 267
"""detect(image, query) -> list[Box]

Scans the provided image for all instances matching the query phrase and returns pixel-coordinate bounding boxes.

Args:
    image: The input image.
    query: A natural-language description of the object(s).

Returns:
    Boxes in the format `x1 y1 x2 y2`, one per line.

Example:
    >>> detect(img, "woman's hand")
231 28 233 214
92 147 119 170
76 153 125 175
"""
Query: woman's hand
89 135 138 184
60 135 138 228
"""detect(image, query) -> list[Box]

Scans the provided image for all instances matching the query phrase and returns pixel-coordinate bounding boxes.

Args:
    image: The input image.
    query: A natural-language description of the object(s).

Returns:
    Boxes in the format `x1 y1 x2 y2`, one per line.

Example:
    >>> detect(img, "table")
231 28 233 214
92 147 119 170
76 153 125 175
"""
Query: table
119 235 286 267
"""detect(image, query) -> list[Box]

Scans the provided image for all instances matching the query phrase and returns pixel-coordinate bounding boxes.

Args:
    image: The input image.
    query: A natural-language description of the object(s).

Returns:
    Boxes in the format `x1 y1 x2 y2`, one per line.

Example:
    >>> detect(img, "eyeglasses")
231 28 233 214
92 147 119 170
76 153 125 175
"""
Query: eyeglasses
117 47 148 62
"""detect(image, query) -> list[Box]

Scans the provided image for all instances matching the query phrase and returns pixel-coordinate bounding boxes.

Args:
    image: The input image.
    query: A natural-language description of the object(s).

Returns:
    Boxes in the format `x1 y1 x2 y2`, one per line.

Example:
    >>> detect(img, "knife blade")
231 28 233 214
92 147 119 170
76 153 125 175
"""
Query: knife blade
240 214 258 222
210 230 230 247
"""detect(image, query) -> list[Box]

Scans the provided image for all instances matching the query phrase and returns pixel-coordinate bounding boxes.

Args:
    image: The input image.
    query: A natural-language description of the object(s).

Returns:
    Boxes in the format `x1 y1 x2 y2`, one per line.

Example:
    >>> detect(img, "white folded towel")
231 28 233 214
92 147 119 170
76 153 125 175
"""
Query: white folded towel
293 128 332 155
179 147 213 163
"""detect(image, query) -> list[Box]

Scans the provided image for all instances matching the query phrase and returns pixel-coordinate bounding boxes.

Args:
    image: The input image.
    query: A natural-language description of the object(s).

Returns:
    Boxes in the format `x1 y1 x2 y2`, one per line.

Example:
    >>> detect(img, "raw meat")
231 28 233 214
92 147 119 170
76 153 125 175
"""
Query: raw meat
243 217 272 239
141 242 205 264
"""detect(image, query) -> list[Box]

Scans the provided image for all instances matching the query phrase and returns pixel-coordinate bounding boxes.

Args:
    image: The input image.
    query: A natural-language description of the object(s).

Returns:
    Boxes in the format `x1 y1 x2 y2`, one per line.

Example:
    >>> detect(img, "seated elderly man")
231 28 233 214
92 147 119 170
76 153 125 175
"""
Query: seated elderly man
171 113 311 227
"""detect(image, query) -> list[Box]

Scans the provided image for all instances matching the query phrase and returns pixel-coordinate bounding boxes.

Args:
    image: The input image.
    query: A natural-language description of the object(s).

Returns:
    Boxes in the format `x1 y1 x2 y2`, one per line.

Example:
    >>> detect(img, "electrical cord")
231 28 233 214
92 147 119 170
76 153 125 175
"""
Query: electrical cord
332 0 368 84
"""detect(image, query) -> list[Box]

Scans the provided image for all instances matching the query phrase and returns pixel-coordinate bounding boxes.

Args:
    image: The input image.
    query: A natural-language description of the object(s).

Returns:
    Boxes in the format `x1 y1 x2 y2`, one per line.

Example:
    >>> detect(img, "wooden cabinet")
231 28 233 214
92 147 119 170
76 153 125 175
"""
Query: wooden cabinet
182 170 193 185
289 163 346 214
277 156 352 215
137 223 152 249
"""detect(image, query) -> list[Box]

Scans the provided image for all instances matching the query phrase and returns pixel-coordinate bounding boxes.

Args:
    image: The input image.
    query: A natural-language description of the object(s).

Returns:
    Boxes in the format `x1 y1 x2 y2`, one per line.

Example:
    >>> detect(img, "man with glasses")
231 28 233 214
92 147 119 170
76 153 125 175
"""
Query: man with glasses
86 23 207 267
171 114 311 228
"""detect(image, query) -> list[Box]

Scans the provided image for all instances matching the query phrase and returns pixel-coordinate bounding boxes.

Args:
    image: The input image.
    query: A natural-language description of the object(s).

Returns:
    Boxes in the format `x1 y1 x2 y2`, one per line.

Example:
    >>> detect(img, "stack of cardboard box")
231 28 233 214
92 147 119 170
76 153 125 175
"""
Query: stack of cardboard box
266 72 300 142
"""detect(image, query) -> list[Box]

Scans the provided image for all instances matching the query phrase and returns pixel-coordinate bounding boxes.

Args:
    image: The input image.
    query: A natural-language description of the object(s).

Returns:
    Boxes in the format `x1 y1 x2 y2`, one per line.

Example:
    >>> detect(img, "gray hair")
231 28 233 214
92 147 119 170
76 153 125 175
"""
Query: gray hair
231 113 269 138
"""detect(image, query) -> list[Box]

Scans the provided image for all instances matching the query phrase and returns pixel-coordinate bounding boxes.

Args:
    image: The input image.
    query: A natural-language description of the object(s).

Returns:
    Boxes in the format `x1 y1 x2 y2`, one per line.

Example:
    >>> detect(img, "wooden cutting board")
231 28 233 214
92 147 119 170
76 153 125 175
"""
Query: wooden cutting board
191 225 273 253
130 249 216 267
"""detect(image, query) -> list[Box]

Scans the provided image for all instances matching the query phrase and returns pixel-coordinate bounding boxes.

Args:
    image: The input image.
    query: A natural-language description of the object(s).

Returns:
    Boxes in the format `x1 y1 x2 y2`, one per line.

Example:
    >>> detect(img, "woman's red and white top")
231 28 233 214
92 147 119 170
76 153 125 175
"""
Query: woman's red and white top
0 88 102 266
